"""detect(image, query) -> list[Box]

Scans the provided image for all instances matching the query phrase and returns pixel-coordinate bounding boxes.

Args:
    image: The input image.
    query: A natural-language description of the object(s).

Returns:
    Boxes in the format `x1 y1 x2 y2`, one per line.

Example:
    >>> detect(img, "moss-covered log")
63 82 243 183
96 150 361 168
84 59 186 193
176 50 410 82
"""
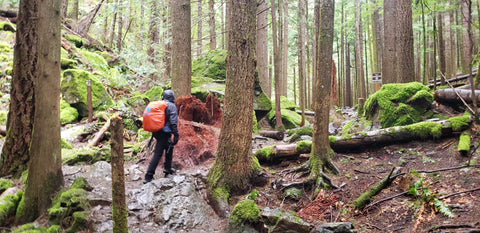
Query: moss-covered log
331 116 472 152
434 88 480 106
353 167 402 209
255 141 311 163
457 130 471 156
258 130 285 140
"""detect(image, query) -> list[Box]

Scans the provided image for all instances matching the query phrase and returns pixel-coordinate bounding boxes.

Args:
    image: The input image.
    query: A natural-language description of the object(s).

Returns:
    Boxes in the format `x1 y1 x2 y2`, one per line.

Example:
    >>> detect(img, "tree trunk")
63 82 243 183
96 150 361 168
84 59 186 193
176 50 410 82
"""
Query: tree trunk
116 0 123 52
282 0 288 98
73 0 79 21
75 0 106 36
434 88 480 106
147 0 159 64
221 0 225 49
208 0 216 50
257 0 270 97
110 115 128 232
108 0 117 48
271 0 284 130
372 0 383 73
345 40 352 107
61 0 68 20
298 0 306 126
354 0 365 98
0 0 37 178
461 0 477 114
311 0 337 181
19 0 64 222
383 0 397 84
197 1 202 58
396 0 415 83
170 0 191 97
445 4 455 80
438 12 446 85
207 0 259 194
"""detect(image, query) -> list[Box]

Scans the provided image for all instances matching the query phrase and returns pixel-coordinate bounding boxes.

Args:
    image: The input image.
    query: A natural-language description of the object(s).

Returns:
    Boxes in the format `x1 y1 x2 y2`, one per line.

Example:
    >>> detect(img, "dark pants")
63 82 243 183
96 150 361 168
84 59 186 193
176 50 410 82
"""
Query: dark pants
145 130 173 181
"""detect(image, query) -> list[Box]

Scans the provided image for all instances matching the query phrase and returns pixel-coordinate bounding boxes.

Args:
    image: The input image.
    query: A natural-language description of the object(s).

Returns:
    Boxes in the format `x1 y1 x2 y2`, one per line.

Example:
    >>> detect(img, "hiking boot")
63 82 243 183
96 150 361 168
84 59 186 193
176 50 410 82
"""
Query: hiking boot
143 178 153 184
163 169 175 177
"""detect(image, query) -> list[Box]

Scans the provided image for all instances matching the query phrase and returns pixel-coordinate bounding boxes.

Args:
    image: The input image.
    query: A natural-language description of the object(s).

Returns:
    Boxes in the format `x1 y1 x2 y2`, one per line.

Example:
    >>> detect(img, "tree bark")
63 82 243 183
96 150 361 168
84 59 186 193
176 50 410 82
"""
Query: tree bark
438 12 446 85
147 0 159 65
298 0 306 126
282 0 288 98
75 0 105 36
197 0 202 58
354 0 365 98
372 0 383 73
354 166 402 209
170 0 192 98
310 0 337 180
257 0 270 97
345 41 352 107
116 0 123 52
208 0 217 50
110 115 128 233
207 0 259 194
383 0 397 83
434 88 480 105
20 0 64 222
0 0 37 178
271 0 284 130
396 0 415 83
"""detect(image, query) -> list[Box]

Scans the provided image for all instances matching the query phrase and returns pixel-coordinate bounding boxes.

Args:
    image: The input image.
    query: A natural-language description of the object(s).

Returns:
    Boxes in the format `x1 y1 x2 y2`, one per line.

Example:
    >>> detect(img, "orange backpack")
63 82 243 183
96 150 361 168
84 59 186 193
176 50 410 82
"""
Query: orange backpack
142 101 168 132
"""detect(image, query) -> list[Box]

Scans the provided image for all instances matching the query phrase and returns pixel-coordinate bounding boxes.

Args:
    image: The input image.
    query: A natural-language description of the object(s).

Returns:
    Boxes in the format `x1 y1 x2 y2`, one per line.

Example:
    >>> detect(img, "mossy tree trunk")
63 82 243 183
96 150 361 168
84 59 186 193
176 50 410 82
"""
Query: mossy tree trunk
271 0 284 130
310 0 338 184
18 0 64 223
207 0 259 195
110 115 128 233
170 0 191 98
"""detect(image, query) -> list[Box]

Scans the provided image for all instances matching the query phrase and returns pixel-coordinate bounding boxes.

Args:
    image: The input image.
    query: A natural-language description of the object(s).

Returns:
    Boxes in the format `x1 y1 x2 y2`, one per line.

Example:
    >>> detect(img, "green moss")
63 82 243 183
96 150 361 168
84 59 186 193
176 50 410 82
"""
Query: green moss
70 177 93 191
144 86 164 101
404 121 443 140
61 48 69 59
447 115 470 132
253 92 272 112
78 49 110 73
0 41 12 53
0 21 15 32
329 136 336 144
267 108 305 130
0 189 23 225
246 190 260 200
0 110 7 125
63 146 111 165
283 188 303 201
363 82 433 128
341 121 355 137
288 126 313 137
192 50 227 79
61 58 78 70
61 138 73 149
252 111 258 133
60 99 79 124
48 188 90 226
229 200 260 224
192 76 214 88
296 140 312 153
61 69 113 116
274 96 298 111
191 89 209 102
255 145 275 162
4 67 12 75
67 211 89 233
137 129 152 142
0 179 14 194
458 131 471 154
9 222 48 233
47 225 62 233
65 34 87 48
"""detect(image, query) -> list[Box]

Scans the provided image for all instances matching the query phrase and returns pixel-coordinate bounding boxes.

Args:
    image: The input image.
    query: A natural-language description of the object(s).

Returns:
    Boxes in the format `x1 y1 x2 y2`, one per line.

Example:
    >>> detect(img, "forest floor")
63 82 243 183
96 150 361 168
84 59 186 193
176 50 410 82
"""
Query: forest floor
118 116 480 233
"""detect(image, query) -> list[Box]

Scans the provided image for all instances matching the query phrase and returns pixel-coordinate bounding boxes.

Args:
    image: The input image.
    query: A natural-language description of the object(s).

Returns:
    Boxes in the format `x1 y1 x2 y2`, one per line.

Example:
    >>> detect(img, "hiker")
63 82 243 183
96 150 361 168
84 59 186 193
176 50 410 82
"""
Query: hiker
144 90 179 184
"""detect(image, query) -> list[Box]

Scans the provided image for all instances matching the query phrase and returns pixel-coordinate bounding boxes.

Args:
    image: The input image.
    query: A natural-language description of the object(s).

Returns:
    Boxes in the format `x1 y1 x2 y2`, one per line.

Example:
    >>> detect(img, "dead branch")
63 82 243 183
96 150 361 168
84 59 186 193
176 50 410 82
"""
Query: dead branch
353 166 402 209
88 117 111 148
364 191 408 210
439 187 480 200
259 130 284 140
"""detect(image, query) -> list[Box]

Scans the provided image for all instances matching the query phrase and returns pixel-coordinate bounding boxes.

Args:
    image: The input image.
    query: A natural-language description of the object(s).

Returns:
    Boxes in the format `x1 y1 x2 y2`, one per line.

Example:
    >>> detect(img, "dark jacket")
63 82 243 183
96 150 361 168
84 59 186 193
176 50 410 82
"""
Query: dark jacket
162 90 178 134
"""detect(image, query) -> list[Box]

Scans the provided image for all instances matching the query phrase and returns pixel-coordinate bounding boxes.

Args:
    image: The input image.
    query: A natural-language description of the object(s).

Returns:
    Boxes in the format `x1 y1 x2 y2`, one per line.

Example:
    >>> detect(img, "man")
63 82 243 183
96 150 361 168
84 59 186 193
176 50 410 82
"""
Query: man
144 90 179 184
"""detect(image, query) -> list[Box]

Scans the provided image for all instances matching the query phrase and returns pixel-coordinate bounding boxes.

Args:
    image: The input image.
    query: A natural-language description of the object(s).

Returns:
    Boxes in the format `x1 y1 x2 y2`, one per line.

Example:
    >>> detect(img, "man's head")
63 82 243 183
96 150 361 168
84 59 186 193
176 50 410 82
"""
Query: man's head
162 90 175 103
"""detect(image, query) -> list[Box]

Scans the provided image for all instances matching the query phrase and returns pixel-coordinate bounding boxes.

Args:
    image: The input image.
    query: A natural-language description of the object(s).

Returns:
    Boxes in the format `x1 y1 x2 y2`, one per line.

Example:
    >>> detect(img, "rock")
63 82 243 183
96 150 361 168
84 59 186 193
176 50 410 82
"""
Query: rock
312 222 357 233
261 207 313 233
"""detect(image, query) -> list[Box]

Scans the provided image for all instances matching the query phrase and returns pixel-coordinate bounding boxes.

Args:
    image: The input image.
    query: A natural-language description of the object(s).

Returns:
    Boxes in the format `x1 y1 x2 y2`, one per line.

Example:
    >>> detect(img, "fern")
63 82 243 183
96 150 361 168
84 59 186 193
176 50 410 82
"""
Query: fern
433 198 454 218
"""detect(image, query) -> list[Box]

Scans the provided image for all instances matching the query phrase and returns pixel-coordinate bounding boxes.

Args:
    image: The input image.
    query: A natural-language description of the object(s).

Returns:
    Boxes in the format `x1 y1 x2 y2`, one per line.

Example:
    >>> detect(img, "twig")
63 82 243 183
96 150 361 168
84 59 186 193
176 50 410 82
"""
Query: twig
364 191 408 210
430 224 478 231
391 164 480 180
439 187 480 200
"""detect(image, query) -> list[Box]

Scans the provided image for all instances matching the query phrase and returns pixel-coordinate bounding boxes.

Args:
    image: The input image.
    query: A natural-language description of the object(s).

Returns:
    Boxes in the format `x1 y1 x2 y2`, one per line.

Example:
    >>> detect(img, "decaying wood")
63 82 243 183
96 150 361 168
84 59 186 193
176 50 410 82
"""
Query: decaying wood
434 88 480 107
331 117 472 152
88 117 111 148
255 142 311 163
364 191 408 210
74 0 106 35
354 166 402 209
259 130 285 140
295 110 315 116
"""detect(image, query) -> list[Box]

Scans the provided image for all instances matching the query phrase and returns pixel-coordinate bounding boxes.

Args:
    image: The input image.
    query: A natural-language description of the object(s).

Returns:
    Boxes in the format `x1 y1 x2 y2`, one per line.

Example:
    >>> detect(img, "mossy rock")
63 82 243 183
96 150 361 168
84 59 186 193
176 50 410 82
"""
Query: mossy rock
61 47 69 59
283 187 303 201
78 49 110 73
48 188 90 227
363 82 433 128
61 69 113 117
61 58 78 70
0 21 15 32
60 99 79 124
276 96 298 111
70 177 93 191
4 67 12 75
9 222 60 233
267 108 305 130
62 146 111 165
192 49 227 80
64 34 88 48
144 86 164 101
230 200 261 224
253 111 259 133
0 189 24 225
61 138 73 149
0 179 14 194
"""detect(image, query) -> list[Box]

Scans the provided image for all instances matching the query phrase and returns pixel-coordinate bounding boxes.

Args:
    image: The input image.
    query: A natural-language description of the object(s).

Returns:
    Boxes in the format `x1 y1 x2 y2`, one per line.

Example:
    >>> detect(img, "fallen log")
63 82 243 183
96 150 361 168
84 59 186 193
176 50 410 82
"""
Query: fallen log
254 116 472 159
457 130 471 156
354 166 402 209
331 115 472 152
88 117 111 148
255 141 311 163
434 88 480 106
258 130 285 140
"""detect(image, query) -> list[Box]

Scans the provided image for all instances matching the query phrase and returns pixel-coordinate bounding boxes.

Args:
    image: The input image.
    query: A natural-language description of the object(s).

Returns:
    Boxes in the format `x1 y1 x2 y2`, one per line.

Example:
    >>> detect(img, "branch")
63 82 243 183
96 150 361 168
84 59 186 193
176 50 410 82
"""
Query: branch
440 71 475 115
439 187 480 200
364 191 408 210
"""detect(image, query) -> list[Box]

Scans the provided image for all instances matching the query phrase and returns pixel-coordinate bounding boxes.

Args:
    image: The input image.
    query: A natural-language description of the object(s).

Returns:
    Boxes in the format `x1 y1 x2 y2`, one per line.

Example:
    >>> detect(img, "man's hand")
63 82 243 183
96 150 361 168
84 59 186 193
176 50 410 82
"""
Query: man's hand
172 124 179 145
